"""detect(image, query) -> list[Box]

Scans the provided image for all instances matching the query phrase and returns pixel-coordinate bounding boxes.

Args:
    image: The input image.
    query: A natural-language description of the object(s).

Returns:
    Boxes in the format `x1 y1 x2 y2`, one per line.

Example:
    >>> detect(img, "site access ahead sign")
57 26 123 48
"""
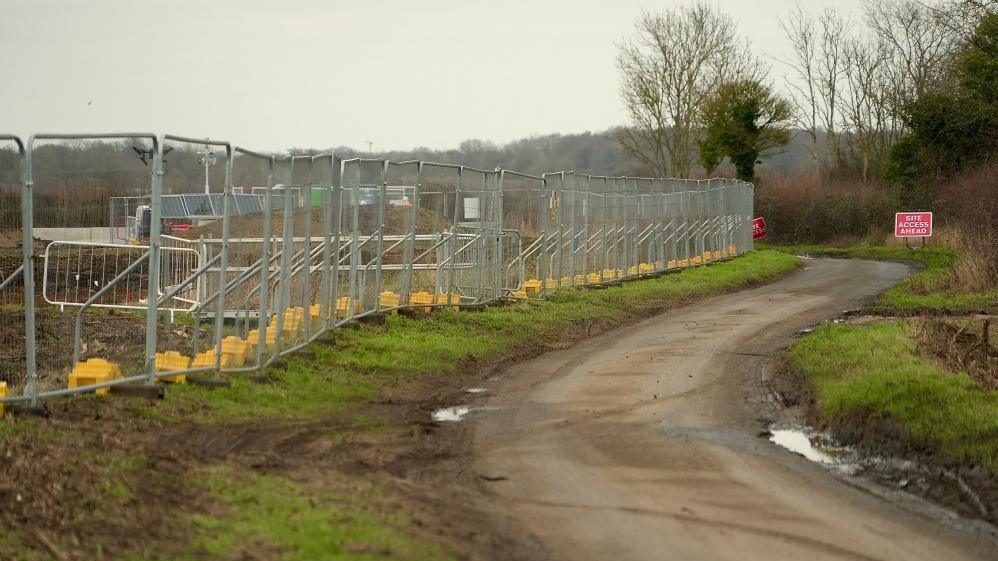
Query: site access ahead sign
752 217 767 240
894 212 933 238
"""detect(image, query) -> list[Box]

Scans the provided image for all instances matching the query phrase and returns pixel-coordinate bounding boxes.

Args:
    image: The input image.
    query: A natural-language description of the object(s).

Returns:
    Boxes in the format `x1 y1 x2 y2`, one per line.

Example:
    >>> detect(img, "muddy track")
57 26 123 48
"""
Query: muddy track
461 259 997 561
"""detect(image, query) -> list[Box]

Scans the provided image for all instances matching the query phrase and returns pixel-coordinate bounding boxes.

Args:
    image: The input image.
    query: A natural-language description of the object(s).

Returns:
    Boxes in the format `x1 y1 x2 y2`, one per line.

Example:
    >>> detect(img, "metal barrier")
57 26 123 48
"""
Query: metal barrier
0 131 755 407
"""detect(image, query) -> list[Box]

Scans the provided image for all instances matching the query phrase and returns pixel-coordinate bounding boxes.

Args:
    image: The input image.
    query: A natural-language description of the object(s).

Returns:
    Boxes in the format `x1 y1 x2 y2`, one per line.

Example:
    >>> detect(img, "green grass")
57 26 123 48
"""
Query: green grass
790 321 998 471
152 250 800 423
758 242 998 313
175 468 452 561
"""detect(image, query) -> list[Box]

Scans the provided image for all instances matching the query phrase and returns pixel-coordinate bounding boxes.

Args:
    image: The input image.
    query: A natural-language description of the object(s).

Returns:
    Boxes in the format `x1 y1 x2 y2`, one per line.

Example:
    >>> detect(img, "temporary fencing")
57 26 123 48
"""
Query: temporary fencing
0 132 754 409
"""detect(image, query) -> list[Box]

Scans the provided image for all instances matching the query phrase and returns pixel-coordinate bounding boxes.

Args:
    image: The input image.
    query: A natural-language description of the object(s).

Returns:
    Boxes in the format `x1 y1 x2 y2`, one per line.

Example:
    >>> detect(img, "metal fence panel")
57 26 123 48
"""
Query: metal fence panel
0 130 757 406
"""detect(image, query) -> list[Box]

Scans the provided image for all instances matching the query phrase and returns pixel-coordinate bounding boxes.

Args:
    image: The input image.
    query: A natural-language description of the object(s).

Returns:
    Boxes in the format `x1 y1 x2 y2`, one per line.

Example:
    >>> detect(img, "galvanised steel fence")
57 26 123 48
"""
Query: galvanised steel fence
0 132 754 409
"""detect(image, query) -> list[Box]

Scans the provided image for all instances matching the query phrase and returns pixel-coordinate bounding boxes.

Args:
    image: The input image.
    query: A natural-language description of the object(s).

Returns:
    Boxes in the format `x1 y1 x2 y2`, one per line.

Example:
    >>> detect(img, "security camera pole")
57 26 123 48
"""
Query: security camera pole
197 143 217 194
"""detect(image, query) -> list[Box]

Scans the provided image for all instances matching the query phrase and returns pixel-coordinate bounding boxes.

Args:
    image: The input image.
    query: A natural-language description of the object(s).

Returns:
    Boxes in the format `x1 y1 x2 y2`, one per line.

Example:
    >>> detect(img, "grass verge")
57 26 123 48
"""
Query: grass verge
757 242 998 313
789 321 998 472
153 249 801 423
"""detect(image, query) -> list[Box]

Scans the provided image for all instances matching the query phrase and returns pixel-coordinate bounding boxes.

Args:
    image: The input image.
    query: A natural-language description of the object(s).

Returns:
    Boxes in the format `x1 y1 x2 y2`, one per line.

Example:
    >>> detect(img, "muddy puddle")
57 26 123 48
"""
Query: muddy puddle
432 404 500 422
769 427 860 475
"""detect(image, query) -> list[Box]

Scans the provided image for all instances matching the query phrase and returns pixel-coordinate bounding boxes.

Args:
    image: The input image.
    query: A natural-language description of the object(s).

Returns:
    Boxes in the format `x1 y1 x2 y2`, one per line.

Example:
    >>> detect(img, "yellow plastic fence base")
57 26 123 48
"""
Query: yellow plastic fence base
729 244 737 254
410 291 435 312
0 381 6 415
586 272 602 284
192 350 233 369
513 290 528 299
69 358 122 395
281 307 306 334
639 263 655 274
379 291 401 313
523 279 541 295
436 292 460 309
335 297 363 316
247 326 278 355
221 336 249 368
560 276 572 287
573 274 586 286
154 351 190 383
544 278 558 290
667 260 678 269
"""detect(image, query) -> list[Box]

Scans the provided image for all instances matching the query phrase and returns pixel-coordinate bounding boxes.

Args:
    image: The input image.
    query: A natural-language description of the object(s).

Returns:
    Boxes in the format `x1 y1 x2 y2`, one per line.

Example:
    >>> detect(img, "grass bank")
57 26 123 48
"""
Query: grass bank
154 249 801 423
0 250 801 561
790 321 998 472
758 242 998 313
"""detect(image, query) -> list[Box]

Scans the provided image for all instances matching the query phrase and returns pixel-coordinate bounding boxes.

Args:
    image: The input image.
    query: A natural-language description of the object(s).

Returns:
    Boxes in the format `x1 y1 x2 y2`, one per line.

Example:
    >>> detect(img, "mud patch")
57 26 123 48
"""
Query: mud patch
771 355 998 527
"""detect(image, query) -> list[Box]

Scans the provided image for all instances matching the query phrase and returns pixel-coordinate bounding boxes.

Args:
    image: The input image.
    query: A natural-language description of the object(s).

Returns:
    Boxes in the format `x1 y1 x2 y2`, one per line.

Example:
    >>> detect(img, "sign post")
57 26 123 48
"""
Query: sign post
894 212 932 248
752 217 767 241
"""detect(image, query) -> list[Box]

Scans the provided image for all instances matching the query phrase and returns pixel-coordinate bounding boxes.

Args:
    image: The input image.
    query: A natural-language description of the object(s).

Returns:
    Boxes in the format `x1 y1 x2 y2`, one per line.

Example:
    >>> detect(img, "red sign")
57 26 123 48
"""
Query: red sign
752 217 767 240
894 212 933 238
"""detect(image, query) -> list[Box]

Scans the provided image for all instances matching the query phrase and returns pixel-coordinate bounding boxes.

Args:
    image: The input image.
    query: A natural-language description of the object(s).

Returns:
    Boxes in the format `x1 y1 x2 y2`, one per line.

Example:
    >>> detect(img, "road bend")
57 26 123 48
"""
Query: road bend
472 258 995 561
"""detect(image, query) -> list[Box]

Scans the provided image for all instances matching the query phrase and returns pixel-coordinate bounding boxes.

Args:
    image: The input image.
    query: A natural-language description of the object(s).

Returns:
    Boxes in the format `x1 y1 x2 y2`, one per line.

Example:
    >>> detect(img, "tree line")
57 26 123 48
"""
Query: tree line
615 0 997 196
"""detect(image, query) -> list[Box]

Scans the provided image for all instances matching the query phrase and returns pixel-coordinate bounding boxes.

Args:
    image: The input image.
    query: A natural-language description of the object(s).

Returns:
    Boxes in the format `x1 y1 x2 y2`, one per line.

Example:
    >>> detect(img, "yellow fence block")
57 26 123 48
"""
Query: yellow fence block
560 276 572 287
379 291 401 313
627 265 639 276
335 296 363 316
667 260 678 269
410 291 435 312
713 250 722 259
309 304 329 324
155 351 190 383
544 278 558 290
691 256 703 265
436 292 460 309
192 350 232 370
247 326 278 354
573 274 586 286
586 272 602 284
0 381 6 416
729 244 737 254
280 307 306 334
513 289 527 299
221 336 249 368
639 263 655 274
69 358 122 395
523 279 542 295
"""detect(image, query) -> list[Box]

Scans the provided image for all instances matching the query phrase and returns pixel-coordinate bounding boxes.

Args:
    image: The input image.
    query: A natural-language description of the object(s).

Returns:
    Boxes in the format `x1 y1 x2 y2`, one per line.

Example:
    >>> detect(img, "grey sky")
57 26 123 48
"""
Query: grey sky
1 0 863 152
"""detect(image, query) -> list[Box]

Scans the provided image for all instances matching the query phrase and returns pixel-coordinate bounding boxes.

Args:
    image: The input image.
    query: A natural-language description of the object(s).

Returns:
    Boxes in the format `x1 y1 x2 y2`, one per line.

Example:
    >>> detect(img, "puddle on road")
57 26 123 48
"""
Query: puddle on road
432 404 500 422
433 406 472 422
464 387 490 395
769 428 859 474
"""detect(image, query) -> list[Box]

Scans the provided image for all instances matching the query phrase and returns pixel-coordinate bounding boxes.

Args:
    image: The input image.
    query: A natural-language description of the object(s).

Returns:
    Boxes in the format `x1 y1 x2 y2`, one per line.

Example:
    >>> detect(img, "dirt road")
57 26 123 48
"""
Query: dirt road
471 259 996 561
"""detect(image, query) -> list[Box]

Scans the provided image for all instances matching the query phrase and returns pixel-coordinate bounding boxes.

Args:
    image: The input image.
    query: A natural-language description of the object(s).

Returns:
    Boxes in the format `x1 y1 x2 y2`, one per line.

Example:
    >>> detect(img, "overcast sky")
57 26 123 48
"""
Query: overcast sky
1 0 864 152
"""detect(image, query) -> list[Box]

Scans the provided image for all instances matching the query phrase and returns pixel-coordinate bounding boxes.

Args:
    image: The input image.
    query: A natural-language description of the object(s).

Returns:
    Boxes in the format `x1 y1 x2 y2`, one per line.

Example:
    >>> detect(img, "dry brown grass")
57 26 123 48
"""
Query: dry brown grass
914 318 997 390
934 162 998 292
755 173 893 244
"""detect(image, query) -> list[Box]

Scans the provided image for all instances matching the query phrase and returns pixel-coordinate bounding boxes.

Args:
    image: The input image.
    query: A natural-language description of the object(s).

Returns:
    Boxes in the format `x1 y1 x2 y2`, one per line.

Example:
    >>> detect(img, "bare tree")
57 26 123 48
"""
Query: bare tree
779 5 849 173
616 3 760 178
840 37 907 181
865 0 961 100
